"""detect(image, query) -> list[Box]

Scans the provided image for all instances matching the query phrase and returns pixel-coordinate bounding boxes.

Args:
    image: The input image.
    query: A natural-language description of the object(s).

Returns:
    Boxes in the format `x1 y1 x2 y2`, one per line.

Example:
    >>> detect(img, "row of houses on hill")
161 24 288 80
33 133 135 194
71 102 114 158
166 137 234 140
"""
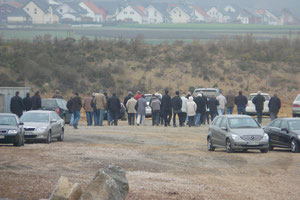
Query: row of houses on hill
0 0 299 25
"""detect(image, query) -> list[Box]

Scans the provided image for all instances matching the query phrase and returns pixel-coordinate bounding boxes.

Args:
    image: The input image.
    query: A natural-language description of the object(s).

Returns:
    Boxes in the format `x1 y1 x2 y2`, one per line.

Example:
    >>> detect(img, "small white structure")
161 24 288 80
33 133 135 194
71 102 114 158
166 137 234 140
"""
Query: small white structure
169 6 191 23
207 6 223 23
146 5 169 24
116 5 147 24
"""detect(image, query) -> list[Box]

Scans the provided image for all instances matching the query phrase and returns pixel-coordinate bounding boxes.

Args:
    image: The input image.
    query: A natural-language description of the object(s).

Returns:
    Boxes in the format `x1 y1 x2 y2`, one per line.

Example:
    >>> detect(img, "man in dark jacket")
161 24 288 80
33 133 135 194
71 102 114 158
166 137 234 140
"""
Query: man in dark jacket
194 93 207 126
23 92 32 111
161 90 172 127
268 94 281 121
226 90 235 114
123 91 132 111
108 93 121 126
71 92 82 129
31 91 41 110
10 91 24 117
235 91 248 115
104 92 111 125
171 91 182 127
252 91 265 124
208 97 219 122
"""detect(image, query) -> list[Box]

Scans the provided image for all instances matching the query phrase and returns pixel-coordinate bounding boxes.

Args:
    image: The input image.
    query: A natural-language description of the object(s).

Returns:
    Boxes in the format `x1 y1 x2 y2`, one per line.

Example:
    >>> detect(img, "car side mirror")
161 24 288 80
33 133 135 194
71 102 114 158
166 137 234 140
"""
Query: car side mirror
51 119 58 123
19 122 24 126
221 127 228 131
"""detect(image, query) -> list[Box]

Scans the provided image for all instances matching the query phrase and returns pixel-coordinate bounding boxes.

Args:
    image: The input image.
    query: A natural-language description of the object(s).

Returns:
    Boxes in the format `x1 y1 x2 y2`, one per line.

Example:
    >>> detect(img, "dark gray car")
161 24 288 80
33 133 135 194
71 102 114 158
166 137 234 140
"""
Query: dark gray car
264 118 300 153
0 113 24 146
207 115 269 153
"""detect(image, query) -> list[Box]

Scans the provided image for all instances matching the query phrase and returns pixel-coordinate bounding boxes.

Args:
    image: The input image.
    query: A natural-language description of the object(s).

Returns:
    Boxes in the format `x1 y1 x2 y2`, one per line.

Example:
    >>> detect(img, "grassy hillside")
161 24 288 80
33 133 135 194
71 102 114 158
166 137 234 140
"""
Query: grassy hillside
0 34 300 115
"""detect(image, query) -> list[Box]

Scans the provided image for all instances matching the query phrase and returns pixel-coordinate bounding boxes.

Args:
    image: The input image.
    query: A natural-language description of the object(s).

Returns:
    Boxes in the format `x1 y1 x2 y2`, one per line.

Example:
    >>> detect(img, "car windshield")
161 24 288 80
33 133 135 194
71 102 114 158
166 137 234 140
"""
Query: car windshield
288 120 300 130
42 99 57 109
248 95 270 101
0 116 17 126
20 113 49 123
228 118 260 129
145 95 152 102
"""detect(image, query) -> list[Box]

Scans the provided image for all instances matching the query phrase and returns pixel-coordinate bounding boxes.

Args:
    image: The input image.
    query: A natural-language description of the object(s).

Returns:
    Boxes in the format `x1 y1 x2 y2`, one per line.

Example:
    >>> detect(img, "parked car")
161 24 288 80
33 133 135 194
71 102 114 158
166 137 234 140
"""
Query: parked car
41 98 71 124
144 93 162 117
105 103 127 121
292 94 300 117
207 115 269 153
0 113 24 146
245 93 270 116
264 118 300 152
20 110 64 143
193 88 219 98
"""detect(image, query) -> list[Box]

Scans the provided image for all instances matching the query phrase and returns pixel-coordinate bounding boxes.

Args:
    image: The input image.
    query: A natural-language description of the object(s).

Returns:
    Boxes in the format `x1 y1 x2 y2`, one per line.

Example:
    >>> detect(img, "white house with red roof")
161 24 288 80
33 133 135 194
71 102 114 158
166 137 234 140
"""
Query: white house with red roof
79 0 106 22
191 5 210 22
116 5 148 24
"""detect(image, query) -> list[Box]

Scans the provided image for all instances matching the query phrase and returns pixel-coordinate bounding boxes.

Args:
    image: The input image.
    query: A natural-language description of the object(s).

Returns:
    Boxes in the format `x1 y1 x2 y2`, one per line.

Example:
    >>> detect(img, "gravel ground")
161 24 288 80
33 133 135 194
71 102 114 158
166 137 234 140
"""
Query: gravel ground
0 118 300 200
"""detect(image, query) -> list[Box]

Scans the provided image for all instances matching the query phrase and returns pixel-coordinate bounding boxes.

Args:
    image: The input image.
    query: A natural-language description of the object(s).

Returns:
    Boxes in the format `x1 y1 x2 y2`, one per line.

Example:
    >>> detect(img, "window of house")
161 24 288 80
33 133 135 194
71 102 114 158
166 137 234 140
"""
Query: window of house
179 14 182 17
154 19 157 22
60 9 63 13
173 11 176 14
154 11 157 16
34 8 37 14
130 11 134 15
1 8 5 12
7 8 11 12
26 7 29 11
123 11 127 14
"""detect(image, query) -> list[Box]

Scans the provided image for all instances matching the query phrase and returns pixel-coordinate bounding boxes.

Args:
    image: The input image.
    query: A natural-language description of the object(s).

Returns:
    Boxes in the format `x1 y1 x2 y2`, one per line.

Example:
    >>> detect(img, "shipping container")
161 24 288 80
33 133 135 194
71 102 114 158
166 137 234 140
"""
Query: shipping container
0 87 31 113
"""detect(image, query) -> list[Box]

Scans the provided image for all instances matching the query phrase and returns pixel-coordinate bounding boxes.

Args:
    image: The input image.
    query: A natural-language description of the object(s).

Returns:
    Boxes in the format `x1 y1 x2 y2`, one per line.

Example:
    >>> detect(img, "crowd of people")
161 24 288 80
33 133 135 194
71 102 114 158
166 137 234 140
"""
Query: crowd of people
10 89 282 129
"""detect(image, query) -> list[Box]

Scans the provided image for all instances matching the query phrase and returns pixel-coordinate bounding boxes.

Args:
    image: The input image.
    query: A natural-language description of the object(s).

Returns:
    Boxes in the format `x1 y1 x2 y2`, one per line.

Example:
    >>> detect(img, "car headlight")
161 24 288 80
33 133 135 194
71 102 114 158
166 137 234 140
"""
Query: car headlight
263 134 269 140
8 130 18 134
36 127 47 132
231 134 242 141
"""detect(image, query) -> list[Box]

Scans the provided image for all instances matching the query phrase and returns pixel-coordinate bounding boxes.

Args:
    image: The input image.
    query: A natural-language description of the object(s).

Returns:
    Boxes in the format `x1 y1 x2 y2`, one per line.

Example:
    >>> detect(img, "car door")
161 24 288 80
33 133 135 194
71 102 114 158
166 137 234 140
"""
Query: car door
50 112 60 137
268 119 282 147
214 117 225 146
278 120 291 148
209 117 220 145
218 117 228 146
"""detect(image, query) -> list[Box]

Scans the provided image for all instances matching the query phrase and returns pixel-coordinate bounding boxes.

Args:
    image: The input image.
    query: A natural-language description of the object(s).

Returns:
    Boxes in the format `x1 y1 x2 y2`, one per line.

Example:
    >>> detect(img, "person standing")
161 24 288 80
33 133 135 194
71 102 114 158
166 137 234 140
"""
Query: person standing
91 93 98 126
52 90 63 99
252 91 265 124
161 90 172 127
93 90 106 126
10 91 24 117
268 94 281 121
107 93 121 126
171 91 182 127
180 94 188 126
135 91 142 100
83 93 93 126
124 92 132 111
216 91 227 116
67 97 74 126
23 92 32 112
126 95 137 125
70 92 82 129
150 94 161 126
136 95 147 126
208 97 219 122
150 94 157 126
104 92 111 125
31 91 41 110
226 90 235 115
194 93 205 127
186 96 197 127
235 91 248 115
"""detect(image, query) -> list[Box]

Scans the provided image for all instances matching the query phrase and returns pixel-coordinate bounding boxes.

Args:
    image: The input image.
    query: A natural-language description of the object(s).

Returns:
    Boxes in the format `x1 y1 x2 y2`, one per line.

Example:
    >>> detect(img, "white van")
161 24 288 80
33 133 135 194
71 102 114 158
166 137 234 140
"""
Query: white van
245 93 270 115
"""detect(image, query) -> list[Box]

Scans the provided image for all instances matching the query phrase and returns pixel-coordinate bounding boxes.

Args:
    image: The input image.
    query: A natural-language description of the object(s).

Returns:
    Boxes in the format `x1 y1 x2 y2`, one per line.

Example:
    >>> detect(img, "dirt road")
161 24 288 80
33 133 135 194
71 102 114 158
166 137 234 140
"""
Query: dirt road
1 119 300 200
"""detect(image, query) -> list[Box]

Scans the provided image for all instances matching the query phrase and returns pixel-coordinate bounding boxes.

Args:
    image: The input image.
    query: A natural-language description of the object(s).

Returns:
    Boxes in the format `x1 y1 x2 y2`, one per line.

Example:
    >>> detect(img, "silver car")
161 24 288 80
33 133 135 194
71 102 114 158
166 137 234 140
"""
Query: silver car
20 111 64 143
292 94 300 117
207 115 269 153
145 93 162 117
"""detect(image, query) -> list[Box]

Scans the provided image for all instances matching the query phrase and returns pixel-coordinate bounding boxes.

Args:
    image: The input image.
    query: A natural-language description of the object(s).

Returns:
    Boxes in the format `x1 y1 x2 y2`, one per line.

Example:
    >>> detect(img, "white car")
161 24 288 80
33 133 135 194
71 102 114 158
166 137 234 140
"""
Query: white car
145 93 162 117
292 94 300 117
245 93 270 116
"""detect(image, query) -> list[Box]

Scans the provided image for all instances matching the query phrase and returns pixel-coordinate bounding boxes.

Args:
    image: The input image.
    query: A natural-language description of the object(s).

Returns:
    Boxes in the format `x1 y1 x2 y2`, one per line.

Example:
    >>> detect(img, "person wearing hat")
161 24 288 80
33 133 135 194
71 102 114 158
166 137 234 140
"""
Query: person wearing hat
252 91 265 124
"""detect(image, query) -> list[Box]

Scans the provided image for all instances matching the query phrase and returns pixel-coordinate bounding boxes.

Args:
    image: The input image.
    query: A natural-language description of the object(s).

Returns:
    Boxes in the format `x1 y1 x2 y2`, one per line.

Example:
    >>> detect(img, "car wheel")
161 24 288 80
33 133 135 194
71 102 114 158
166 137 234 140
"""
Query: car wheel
226 139 234 153
260 149 268 153
13 133 22 147
45 131 52 144
207 137 215 151
57 128 64 142
291 139 299 153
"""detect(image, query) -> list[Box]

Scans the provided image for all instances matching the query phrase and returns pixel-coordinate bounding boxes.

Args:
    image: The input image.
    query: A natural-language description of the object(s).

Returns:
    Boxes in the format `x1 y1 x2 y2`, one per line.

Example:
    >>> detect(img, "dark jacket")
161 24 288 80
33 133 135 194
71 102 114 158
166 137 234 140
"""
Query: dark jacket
108 96 121 113
252 94 265 112
10 95 24 117
71 95 82 111
235 94 248 107
31 94 41 110
161 94 172 111
268 96 281 114
67 98 73 113
171 95 182 113
194 96 207 114
23 96 32 111
123 95 131 111
208 98 219 114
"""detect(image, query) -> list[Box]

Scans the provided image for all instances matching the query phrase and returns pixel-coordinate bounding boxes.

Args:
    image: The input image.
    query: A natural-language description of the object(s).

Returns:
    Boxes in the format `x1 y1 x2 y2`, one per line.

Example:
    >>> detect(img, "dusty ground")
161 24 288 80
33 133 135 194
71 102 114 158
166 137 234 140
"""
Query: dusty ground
0 118 300 200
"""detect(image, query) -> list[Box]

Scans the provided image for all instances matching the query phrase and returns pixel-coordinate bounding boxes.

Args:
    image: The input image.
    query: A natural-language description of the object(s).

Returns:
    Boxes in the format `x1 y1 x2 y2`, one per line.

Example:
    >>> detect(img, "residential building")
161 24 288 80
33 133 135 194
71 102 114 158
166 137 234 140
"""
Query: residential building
56 2 87 22
23 0 60 24
257 9 279 25
168 5 191 23
237 9 262 24
206 6 223 23
190 5 210 23
95 1 123 22
280 8 299 25
0 2 30 23
116 5 147 24
146 4 170 24
79 0 106 22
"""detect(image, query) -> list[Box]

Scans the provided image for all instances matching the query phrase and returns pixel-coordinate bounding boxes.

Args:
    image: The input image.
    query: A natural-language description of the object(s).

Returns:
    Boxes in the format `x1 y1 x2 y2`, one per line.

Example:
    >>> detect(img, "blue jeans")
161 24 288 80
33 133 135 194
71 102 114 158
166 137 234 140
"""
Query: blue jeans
94 110 99 125
218 109 224 116
107 110 111 123
69 113 74 126
86 112 93 126
227 107 233 115
195 113 201 126
73 111 80 127
110 111 119 125
98 109 105 126
237 106 246 115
